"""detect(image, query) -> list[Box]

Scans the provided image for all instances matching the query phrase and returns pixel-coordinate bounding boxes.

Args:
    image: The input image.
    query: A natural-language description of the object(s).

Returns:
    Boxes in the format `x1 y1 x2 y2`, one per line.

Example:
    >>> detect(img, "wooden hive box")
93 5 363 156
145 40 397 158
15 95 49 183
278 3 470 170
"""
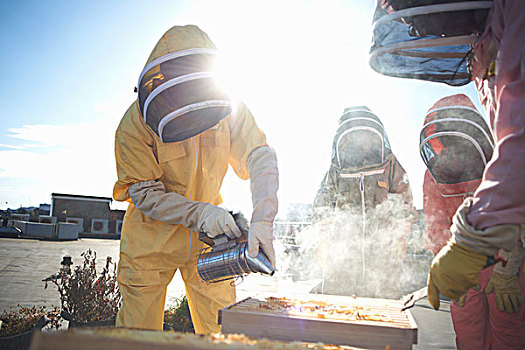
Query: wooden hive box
219 293 418 350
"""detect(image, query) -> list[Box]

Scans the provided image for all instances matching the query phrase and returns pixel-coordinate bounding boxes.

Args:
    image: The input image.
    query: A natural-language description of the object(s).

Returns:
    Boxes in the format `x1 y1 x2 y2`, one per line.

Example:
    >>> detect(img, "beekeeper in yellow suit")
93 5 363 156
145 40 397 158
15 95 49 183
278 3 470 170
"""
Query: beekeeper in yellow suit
113 25 279 334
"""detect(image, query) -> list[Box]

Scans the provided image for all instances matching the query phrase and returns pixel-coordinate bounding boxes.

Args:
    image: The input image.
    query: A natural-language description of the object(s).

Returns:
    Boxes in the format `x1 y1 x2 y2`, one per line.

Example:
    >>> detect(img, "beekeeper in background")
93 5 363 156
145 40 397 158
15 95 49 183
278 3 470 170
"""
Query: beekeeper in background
369 0 525 321
113 25 279 334
421 94 525 349
312 106 415 299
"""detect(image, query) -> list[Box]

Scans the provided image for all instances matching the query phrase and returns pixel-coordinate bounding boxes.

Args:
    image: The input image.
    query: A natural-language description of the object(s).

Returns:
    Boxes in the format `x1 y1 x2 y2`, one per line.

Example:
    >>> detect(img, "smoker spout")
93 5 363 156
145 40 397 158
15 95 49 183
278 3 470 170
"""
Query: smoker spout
245 246 275 276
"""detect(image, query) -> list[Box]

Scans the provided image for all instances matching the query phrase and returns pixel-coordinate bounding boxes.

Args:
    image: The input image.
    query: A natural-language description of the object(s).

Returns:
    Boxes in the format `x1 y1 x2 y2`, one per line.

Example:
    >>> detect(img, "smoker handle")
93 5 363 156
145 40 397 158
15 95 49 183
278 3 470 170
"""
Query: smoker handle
401 286 428 311
198 232 229 246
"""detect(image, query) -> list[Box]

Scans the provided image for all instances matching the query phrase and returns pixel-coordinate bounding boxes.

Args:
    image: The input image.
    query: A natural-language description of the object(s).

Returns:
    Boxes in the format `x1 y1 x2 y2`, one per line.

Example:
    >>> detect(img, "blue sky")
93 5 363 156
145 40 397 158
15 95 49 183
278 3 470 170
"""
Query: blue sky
0 0 484 214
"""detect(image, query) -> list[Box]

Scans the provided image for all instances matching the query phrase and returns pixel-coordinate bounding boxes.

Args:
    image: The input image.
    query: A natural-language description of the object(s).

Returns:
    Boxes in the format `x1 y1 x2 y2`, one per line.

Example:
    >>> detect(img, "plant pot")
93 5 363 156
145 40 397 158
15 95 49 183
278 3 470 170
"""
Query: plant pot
67 318 117 329
0 329 35 350
61 311 189 331
60 310 116 329
0 316 48 350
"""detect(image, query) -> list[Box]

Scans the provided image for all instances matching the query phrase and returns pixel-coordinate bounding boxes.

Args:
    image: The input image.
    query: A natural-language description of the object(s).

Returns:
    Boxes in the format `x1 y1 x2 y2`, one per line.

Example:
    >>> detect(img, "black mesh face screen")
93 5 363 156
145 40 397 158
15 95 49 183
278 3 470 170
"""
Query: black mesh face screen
422 135 486 184
337 131 384 169
138 54 216 117
420 109 494 184
160 106 231 143
137 51 231 142
370 1 492 86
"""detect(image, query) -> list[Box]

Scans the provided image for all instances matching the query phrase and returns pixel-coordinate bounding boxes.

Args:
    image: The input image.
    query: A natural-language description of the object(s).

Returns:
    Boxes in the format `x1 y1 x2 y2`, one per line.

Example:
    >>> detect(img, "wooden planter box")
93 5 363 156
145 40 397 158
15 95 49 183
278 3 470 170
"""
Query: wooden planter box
219 293 418 350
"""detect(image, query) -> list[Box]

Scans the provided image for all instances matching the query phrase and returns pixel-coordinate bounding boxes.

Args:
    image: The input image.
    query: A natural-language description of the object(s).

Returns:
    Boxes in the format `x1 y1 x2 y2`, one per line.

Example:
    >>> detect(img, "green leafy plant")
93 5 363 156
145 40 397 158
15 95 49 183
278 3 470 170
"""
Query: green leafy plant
0 305 61 338
43 249 121 323
163 295 194 332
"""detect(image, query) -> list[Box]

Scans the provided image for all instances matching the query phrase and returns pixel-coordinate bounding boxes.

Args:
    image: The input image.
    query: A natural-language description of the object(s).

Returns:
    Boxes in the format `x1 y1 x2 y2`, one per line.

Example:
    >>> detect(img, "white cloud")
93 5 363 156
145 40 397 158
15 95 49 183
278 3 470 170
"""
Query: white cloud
0 121 119 209
0 144 28 150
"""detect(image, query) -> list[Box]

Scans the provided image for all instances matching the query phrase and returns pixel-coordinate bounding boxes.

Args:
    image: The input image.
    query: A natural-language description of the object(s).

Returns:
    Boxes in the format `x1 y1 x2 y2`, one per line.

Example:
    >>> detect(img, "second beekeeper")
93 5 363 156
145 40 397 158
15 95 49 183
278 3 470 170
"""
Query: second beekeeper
312 106 415 299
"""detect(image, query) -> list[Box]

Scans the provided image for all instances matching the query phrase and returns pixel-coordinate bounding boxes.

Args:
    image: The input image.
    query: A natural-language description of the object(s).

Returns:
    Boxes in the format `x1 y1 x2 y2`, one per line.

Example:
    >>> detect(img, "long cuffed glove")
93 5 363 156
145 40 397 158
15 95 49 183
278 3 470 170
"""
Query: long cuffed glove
247 146 279 267
128 180 241 239
484 244 525 313
428 198 522 310
427 239 488 310
198 204 242 239
453 285 481 307
484 272 522 314
248 222 276 267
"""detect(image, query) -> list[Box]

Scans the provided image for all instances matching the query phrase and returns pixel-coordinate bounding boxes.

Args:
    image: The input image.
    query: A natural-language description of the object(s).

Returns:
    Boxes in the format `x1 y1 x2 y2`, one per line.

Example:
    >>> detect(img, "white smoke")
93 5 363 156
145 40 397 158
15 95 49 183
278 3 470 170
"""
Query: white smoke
274 197 432 299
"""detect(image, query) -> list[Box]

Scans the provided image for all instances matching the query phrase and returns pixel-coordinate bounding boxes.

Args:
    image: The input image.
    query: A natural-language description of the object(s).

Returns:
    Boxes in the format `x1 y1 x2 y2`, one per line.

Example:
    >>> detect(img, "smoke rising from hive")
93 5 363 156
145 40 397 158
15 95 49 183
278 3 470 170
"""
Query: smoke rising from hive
274 196 431 299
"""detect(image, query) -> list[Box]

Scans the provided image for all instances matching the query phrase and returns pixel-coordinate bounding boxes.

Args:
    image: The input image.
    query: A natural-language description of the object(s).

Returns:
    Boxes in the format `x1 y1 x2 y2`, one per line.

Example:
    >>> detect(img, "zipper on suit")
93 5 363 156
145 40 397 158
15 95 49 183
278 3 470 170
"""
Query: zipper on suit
359 173 366 279
185 136 198 264
339 169 385 279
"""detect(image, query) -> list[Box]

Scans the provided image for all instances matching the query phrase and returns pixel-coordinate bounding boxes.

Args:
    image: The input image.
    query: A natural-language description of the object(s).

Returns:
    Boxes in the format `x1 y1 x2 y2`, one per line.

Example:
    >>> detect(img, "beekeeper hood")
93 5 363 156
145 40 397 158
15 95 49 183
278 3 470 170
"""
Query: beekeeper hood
369 0 493 86
137 25 231 143
331 106 392 171
420 94 494 184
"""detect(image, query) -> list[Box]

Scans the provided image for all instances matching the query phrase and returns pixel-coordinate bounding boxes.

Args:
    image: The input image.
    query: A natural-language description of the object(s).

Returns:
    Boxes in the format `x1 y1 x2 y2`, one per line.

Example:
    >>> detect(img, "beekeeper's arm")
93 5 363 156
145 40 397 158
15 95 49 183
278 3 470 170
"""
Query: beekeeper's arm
312 170 337 224
113 107 241 239
422 170 452 255
311 170 338 268
228 102 279 267
388 156 416 260
427 198 522 310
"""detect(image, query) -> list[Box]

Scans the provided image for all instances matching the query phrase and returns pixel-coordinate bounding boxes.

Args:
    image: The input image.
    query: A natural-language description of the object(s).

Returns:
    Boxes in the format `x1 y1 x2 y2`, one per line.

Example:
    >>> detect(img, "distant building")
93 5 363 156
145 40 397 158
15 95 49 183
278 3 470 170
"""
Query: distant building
110 209 125 235
38 204 51 216
51 193 119 235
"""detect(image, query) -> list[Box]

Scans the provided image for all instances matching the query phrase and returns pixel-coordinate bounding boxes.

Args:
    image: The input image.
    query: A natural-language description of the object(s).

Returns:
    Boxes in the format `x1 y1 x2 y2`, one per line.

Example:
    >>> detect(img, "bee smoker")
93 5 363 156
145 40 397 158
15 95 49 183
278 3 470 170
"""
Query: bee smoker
197 212 275 283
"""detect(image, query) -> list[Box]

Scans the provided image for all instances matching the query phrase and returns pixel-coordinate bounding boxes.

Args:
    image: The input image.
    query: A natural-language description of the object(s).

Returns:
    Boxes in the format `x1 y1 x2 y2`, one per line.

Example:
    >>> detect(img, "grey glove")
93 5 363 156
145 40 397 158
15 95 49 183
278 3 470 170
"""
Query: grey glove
198 204 242 239
484 272 522 314
128 180 241 239
247 146 279 268
484 244 525 313
248 221 276 267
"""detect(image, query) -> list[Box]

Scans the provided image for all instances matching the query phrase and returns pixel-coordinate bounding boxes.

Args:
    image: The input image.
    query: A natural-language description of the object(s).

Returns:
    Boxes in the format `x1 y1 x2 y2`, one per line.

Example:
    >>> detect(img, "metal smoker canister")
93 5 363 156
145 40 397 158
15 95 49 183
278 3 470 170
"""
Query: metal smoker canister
197 241 274 283
197 212 274 283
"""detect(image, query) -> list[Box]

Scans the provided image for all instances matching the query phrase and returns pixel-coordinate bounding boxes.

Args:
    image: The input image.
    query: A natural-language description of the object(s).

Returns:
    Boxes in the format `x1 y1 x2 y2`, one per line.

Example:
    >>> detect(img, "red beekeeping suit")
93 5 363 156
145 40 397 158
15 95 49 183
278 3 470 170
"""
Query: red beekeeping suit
421 93 525 350
423 170 481 256
422 94 489 255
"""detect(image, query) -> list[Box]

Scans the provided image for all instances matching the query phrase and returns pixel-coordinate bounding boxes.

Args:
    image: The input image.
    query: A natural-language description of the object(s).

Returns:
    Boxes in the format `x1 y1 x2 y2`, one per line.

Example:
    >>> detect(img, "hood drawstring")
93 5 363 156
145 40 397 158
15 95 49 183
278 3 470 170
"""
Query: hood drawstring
359 174 366 279
340 167 386 279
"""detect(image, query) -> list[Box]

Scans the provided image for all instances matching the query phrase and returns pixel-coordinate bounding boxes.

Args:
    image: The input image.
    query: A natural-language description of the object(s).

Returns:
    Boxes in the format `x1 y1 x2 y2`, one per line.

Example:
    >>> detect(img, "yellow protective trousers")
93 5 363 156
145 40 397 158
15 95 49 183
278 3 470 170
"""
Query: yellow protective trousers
116 211 235 334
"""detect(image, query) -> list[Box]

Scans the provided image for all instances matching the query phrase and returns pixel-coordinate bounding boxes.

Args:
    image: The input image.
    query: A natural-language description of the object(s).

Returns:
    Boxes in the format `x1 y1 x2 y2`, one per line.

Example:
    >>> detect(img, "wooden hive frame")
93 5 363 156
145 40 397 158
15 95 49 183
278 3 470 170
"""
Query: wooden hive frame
219 293 418 350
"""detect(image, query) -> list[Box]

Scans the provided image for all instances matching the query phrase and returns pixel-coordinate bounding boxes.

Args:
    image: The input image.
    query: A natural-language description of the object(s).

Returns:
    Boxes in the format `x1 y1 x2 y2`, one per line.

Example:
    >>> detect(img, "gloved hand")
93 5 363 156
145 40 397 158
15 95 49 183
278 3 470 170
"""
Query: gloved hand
453 285 480 307
246 146 278 268
484 271 522 314
248 222 275 268
454 294 468 307
198 204 242 239
427 240 488 310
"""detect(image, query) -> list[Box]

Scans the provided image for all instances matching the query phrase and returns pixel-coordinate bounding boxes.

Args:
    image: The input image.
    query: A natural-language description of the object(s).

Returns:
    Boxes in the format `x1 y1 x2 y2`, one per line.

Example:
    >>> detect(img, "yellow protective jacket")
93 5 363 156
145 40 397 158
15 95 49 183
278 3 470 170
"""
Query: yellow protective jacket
114 100 267 270
113 25 269 334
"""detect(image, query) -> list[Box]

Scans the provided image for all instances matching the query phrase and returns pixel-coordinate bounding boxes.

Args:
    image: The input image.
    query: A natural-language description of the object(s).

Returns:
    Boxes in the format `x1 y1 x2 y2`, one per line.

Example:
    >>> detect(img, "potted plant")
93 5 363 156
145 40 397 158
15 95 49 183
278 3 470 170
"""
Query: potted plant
43 250 121 328
163 295 194 333
0 305 60 350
